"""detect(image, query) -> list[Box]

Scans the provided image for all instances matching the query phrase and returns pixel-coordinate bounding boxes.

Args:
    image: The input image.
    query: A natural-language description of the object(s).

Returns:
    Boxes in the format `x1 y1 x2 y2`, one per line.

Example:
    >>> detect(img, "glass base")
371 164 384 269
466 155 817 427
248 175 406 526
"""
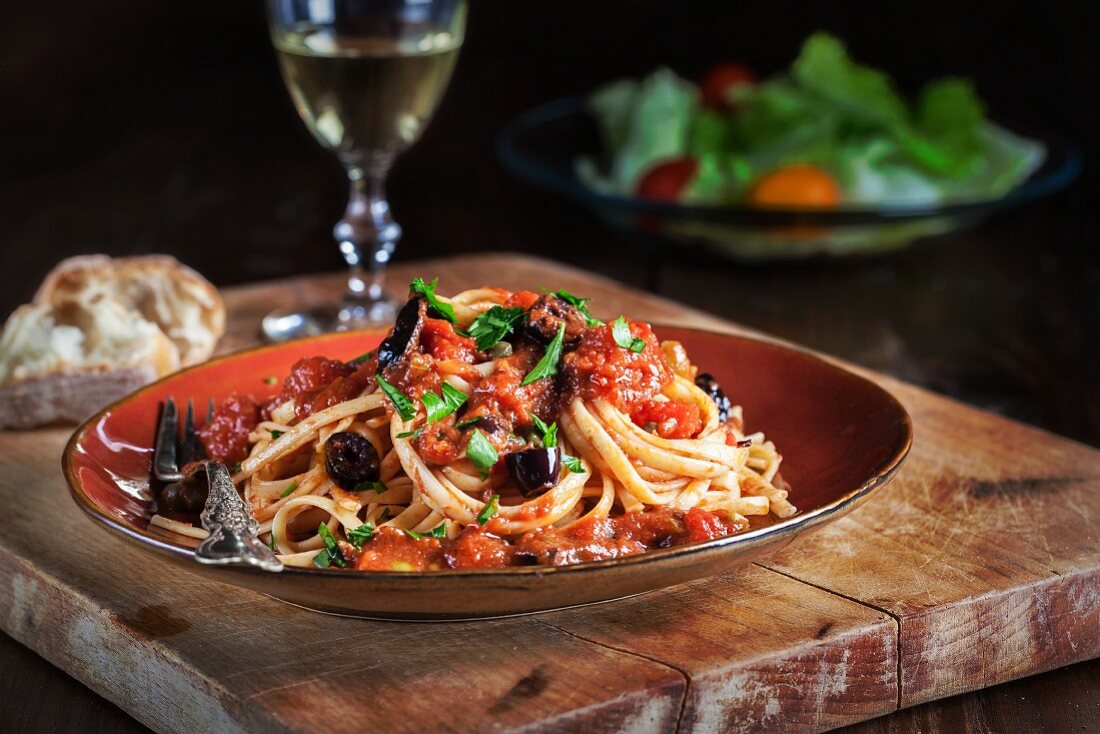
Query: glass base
262 298 398 342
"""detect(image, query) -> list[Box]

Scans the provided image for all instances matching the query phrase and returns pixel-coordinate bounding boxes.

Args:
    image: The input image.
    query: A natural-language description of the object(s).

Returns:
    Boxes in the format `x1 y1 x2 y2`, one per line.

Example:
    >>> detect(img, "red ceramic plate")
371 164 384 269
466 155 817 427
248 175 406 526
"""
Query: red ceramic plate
64 327 912 619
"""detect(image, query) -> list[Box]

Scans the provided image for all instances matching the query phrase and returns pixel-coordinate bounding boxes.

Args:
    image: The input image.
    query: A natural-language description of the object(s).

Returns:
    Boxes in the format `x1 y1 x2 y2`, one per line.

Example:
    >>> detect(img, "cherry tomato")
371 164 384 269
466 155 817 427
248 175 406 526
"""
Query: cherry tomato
699 62 756 111
748 164 842 209
634 157 699 202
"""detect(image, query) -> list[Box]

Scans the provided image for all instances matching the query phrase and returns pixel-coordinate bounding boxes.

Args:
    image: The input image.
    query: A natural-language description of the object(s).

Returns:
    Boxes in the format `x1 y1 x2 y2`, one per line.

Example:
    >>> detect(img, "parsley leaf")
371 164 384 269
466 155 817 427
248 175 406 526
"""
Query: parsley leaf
455 416 482 430
465 429 499 479
268 531 277 551
521 322 565 386
531 414 558 448
347 522 375 548
428 523 447 538
551 288 603 327
465 305 526 351
403 528 424 540
562 455 585 473
396 426 425 440
351 350 374 363
410 277 457 323
376 374 416 420
263 375 278 385
477 494 500 525
279 481 298 498
270 430 284 440
313 550 331 568
316 523 346 568
354 479 387 493
421 382 469 423
611 316 646 353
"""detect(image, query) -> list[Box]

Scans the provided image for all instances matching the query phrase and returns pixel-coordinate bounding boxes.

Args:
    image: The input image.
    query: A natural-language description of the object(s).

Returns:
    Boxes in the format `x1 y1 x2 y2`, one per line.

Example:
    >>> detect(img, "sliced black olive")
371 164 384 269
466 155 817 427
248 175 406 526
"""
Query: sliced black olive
505 446 562 497
464 414 505 434
376 297 424 372
324 432 381 490
513 550 540 566
159 471 208 515
523 295 586 348
695 372 731 423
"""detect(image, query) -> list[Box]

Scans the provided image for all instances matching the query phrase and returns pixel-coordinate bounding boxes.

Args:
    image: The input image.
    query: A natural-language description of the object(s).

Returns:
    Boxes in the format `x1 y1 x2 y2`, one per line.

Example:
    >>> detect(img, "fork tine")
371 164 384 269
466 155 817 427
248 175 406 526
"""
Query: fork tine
179 399 197 467
153 397 182 482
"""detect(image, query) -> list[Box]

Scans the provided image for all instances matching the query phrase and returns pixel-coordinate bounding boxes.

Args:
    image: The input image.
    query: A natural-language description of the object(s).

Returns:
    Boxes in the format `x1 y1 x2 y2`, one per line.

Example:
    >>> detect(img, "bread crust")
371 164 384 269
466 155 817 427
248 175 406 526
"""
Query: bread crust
33 254 226 365
0 364 157 429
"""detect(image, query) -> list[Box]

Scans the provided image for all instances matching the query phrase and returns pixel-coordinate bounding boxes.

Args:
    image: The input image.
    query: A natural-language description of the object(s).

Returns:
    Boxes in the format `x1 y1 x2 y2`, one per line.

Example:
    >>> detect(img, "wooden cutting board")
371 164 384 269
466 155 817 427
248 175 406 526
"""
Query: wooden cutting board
1 253 1097 733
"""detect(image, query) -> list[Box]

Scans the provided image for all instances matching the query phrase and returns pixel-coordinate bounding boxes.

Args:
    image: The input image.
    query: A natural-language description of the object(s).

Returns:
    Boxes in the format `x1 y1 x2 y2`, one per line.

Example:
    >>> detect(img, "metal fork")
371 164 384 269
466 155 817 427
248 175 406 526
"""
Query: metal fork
153 398 283 572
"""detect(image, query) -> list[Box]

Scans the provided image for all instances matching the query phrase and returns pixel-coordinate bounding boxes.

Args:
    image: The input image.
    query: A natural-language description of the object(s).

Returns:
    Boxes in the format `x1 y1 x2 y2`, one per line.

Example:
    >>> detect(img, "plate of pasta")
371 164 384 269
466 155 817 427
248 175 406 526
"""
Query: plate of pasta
64 279 911 618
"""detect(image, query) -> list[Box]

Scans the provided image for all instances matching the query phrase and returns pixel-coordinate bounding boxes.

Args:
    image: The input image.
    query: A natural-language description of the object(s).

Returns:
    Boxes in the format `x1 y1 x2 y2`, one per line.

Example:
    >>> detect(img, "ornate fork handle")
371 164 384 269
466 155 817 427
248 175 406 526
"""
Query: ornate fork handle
196 461 283 572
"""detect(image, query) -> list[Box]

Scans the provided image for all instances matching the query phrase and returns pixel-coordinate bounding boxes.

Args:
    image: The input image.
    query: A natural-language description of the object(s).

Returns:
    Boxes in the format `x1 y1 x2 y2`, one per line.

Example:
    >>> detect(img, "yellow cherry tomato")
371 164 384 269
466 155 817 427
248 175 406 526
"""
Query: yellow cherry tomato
748 164 842 209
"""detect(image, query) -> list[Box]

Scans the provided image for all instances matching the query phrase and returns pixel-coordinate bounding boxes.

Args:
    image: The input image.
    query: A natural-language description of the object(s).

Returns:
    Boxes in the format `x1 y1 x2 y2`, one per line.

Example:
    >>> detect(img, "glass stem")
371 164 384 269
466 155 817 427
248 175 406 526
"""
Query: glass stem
334 161 401 311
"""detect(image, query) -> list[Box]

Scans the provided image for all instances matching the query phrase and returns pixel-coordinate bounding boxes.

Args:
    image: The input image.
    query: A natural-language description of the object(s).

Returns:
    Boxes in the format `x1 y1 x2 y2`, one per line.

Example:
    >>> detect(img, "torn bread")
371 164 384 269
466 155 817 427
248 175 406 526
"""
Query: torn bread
0 295 180 429
0 254 226 429
34 254 225 365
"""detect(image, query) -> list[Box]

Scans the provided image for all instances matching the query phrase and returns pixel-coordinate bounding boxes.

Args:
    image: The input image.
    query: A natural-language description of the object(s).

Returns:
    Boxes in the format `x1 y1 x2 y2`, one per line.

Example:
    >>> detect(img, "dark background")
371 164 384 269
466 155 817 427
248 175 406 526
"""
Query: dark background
1 1 1098 730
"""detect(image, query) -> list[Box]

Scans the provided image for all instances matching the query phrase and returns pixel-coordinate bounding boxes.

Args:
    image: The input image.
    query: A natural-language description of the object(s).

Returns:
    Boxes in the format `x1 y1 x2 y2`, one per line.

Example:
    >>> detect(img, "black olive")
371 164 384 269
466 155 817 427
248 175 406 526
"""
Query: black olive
324 432 381 490
376 298 424 372
523 296 586 348
513 550 540 566
159 472 208 515
464 414 505 434
180 477 209 514
505 446 562 497
695 373 731 423
160 482 184 513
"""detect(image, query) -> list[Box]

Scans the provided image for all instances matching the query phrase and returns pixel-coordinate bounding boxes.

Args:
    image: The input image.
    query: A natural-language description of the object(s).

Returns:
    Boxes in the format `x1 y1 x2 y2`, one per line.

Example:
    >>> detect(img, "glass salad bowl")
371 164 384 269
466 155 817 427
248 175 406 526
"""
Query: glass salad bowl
496 97 1081 261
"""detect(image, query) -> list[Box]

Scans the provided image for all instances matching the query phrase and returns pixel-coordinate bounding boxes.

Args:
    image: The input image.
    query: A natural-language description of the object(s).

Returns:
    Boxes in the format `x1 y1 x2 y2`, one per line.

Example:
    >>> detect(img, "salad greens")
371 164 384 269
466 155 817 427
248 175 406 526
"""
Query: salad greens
578 32 1044 207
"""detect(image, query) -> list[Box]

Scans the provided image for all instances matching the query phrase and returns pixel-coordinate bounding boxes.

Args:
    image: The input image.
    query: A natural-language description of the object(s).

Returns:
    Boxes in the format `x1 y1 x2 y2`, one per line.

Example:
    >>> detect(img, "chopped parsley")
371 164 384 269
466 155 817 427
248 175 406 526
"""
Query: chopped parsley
347 522 375 548
428 523 447 538
521 321 565 386
268 531 277 551
410 277 457 323
562 455 585 473
313 550 331 568
351 350 374 363
550 288 603 327
376 374 416 420
316 523 346 568
477 494 500 525
455 416 482 430
531 414 558 448
465 305 526 351
263 375 278 386
611 316 646 353
403 528 424 540
279 481 298 498
396 426 425 440
270 429 284 440
355 479 387 493
421 382 468 423
466 429 499 479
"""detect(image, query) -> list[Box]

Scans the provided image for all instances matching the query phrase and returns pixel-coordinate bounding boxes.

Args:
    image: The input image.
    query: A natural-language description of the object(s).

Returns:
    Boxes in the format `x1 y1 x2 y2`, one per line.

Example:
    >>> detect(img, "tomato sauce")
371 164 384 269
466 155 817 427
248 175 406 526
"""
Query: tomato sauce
199 394 261 465
564 319 673 415
345 507 747 570
270 356 378 420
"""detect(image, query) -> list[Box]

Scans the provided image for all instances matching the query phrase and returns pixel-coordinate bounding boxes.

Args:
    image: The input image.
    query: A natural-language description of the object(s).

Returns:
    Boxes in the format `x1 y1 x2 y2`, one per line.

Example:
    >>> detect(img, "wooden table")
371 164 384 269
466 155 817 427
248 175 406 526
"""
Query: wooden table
2 255 1098 733
2 2 1098 729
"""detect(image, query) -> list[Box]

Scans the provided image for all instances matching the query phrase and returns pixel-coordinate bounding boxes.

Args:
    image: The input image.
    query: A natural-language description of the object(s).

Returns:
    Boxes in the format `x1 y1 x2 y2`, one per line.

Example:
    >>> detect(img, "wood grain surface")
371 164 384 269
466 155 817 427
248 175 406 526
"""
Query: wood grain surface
1 254 1098 733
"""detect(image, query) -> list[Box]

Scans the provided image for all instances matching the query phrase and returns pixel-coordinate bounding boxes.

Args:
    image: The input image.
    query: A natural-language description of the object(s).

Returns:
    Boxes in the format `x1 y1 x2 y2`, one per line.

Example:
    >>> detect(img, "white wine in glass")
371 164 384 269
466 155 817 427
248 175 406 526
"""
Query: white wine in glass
264 0 466 341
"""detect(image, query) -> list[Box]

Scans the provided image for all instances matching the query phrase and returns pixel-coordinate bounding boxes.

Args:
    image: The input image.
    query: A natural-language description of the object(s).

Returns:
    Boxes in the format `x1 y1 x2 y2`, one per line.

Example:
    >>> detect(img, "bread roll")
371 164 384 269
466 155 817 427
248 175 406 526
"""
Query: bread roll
0 255 226 429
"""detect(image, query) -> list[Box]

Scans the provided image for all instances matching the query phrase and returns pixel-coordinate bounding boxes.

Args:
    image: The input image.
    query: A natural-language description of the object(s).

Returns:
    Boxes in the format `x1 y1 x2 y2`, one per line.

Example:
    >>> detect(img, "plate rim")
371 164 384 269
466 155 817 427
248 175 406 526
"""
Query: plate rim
63 325 913 582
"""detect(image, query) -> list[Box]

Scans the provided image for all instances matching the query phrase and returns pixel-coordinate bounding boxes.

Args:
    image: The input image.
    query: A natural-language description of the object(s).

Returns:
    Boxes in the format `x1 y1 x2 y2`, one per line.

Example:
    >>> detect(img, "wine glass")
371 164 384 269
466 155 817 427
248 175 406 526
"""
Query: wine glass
263 0 466 341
